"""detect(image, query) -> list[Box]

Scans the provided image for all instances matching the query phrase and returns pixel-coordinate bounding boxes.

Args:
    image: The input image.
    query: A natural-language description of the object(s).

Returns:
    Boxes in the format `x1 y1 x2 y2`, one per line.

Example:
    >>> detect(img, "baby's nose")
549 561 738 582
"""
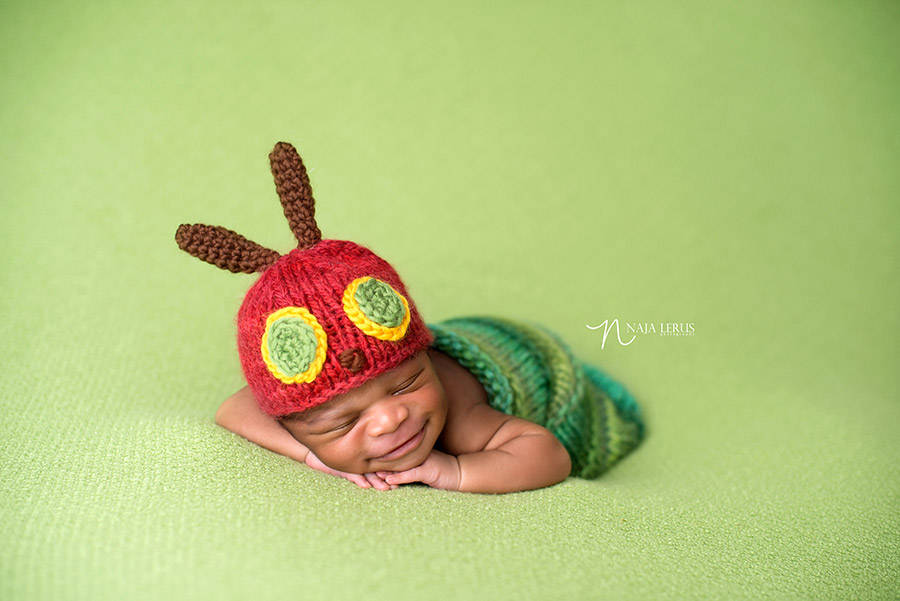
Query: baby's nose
366 399 409 437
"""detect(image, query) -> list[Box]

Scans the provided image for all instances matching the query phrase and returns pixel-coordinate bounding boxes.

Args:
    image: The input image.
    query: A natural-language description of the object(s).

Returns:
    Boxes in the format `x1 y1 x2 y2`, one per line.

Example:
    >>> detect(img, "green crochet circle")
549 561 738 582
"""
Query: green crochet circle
354 278 406 327
266 317 318 377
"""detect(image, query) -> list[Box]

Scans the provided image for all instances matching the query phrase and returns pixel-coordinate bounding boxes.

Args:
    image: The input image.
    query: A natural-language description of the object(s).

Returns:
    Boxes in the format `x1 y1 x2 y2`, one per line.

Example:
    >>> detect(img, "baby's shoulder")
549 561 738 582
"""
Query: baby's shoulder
427 348 486 410
427 348 507 455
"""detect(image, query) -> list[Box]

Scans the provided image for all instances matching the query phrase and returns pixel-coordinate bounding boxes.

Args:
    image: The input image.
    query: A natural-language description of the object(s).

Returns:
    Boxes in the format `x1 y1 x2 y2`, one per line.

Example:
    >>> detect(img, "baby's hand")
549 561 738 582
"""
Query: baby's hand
378 450 461 491
304 451 396 491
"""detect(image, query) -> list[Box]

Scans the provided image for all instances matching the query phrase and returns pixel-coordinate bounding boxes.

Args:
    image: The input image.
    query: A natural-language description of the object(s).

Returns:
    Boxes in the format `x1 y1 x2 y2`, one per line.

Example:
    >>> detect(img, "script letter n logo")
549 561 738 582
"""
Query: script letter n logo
586 319 636 349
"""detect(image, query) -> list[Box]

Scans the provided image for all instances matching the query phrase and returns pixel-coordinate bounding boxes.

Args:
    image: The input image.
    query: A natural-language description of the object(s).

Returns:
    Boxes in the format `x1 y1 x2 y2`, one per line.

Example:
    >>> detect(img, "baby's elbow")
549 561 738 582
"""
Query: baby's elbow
536 433 571 486
552 437 572 481
216 386 255 428
214 400 230 428
215 394 240 428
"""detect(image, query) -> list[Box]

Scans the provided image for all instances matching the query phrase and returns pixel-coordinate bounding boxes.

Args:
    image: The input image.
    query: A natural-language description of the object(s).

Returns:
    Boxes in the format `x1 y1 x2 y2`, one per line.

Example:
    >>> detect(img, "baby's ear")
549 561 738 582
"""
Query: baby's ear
175 223 280 273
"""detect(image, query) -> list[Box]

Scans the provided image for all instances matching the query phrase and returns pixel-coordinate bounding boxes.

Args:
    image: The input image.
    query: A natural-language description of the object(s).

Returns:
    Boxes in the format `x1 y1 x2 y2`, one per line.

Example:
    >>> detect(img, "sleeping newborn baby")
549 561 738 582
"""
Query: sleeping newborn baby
175 142 644 493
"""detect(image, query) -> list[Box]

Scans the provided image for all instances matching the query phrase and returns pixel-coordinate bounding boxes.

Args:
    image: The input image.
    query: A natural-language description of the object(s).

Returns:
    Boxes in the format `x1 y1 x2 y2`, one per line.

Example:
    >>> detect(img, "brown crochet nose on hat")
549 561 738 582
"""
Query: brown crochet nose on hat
176 142 432 416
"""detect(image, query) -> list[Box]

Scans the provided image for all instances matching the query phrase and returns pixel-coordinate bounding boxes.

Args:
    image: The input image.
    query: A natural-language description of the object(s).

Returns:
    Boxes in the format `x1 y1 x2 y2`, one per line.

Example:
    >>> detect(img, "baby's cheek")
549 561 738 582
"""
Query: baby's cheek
317 439 369 474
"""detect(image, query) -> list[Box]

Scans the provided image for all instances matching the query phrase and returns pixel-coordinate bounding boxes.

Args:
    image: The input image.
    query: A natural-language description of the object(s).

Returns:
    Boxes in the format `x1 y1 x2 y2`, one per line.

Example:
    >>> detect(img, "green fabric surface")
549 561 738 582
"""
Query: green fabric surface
2 1 898 600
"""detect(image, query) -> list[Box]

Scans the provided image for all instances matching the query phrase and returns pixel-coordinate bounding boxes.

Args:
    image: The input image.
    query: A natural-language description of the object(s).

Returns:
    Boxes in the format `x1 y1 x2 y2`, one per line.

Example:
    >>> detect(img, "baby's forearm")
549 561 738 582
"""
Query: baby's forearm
456 432 571 493
216 386 311 464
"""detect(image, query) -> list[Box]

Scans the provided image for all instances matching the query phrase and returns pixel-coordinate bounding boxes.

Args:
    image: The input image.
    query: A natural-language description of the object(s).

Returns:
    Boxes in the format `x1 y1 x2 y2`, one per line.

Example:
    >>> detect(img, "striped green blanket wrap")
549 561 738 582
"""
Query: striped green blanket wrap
428 317 645 479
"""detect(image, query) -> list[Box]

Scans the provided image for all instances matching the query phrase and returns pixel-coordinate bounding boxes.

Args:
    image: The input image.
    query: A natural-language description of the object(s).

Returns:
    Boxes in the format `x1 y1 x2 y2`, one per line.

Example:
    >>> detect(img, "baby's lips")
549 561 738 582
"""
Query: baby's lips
372 424 425 462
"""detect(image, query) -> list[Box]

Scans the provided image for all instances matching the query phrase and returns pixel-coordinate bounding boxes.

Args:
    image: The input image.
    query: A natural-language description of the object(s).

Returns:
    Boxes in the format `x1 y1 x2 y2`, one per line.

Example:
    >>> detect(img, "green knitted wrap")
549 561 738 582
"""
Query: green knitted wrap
428 317 645 479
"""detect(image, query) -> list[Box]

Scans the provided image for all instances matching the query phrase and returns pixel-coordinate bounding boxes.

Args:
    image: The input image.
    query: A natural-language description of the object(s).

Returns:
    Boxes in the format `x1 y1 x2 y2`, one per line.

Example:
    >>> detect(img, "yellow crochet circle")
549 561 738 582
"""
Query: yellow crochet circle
342 277 411 341
260 306 327 384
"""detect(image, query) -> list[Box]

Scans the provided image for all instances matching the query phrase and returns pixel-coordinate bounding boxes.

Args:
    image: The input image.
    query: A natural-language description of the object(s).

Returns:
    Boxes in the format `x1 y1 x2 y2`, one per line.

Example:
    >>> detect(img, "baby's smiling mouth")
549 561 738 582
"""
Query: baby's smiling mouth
373 424 426 462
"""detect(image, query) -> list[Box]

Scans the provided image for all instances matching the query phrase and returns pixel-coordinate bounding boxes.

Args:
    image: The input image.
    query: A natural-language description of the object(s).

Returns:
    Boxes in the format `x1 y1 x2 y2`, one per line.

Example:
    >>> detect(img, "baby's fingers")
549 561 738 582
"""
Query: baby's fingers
384 468 423 486
344 473 371 488
364 472 396 491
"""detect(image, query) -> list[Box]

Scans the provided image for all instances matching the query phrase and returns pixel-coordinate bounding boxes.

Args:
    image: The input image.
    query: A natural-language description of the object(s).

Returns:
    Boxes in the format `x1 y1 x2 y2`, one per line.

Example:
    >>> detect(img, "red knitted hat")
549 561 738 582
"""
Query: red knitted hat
175 142 432 416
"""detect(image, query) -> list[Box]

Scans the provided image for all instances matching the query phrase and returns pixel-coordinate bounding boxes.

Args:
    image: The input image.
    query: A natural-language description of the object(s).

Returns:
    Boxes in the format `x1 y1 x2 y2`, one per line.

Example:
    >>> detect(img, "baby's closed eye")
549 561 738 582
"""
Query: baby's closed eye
330 417 358 432
392 369 423 395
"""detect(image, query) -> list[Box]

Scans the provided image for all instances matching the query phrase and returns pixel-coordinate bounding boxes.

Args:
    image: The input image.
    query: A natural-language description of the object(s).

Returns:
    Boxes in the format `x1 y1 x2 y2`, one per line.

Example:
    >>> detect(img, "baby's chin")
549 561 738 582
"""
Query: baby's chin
369 433 438 474
368 444 433 474
367 417 441 473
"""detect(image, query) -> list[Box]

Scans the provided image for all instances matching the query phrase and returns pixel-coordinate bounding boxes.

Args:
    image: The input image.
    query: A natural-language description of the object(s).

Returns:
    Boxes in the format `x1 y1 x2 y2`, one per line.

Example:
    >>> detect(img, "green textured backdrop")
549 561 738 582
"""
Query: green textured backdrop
2 1 899 599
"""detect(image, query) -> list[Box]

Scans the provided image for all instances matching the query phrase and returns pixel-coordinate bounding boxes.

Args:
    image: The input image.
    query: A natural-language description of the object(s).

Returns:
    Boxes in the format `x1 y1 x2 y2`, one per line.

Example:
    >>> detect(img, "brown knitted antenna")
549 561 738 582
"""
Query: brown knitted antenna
269 141 322 249
175 224 280 273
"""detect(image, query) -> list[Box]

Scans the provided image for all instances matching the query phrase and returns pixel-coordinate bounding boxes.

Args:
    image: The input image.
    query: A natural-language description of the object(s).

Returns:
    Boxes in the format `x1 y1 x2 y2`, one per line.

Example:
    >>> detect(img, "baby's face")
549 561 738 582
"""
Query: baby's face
281 350 448 474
